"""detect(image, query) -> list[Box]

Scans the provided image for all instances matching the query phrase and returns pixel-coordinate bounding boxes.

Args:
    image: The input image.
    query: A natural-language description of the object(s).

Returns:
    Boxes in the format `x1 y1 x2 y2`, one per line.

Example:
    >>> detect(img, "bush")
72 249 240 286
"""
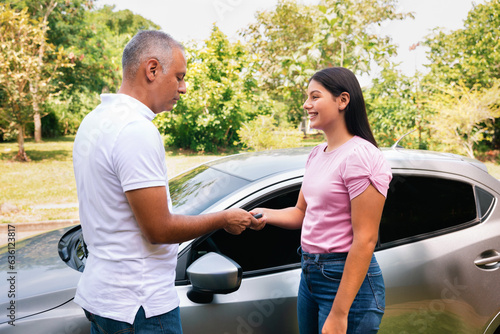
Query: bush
45 91 100 136
25 111 62 138
238 115 303 151
0 124 18 142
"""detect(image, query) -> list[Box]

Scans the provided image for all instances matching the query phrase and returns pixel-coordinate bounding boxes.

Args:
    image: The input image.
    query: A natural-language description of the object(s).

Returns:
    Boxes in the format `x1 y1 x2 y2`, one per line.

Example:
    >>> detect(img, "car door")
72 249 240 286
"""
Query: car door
174 170 500 334
176 182 303 334
376 172 500 334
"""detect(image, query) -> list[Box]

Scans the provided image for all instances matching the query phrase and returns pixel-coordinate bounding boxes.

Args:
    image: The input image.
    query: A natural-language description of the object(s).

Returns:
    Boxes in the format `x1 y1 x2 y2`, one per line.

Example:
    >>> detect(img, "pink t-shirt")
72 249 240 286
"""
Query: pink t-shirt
301 136 392 254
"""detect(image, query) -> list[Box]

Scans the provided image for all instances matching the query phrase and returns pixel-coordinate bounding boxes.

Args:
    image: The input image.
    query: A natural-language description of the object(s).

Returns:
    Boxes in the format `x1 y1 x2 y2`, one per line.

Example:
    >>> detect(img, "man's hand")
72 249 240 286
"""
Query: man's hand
249 210 266 231
223 208 257 235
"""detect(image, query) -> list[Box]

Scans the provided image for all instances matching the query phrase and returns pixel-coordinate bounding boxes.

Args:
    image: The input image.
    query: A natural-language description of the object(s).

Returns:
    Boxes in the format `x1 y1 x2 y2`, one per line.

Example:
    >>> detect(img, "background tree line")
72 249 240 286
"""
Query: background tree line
1 0 499 160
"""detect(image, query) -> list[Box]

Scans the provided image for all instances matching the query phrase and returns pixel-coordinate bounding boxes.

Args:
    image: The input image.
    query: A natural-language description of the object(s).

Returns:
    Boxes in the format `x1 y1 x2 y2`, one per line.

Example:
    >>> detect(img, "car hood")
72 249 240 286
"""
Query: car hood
0 227 81 324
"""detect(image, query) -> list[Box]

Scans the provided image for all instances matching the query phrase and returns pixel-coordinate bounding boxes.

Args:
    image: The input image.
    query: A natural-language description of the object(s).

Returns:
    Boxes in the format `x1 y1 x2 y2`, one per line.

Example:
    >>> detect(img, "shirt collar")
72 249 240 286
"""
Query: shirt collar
100 93 156 121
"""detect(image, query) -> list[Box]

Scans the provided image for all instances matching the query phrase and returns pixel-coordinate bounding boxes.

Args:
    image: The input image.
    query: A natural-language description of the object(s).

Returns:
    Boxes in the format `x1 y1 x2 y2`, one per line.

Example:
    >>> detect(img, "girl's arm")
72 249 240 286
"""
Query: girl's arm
322 184 386 334
251 189 307 230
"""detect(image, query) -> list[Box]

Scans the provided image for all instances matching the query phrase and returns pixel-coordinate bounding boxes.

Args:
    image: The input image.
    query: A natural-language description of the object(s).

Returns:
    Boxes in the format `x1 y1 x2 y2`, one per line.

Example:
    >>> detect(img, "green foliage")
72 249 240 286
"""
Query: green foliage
0 4 71 158
366 66 430 149
423 0 500 150
242 0 411 124
238 115 303 151
3 0 94 46
424 0 500 89
1 1 161 141
4 1 159 96
426 82 500 158
60 5 160 96
156 25 271 152
45 90 101 136
55 5 161 138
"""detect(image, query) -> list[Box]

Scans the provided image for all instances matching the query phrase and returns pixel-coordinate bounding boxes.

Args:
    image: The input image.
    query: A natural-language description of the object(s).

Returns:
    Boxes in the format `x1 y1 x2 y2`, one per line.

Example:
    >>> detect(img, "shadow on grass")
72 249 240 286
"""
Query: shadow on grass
0 136 74 162
0 149 72 162
26 149 72 161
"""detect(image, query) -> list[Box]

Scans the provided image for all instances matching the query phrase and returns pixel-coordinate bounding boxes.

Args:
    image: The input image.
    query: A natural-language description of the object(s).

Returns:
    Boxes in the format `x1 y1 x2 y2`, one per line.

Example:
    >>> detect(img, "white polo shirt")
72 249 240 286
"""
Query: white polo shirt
73 94 179 324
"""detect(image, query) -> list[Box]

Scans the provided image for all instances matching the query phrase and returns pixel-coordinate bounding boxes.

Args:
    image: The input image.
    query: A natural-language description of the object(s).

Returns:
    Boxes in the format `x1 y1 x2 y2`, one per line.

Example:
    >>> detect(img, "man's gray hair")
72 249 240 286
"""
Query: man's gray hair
122 30 184 80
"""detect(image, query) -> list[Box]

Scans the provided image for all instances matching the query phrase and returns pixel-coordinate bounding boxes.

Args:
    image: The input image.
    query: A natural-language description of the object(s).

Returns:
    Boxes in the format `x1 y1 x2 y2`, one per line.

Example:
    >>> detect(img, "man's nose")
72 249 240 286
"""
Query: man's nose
179 81 187 94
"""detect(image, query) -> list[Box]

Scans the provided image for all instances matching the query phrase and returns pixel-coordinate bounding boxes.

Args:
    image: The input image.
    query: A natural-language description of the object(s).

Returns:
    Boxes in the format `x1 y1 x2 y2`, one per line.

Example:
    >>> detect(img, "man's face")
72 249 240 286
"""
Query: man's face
152 47 187 114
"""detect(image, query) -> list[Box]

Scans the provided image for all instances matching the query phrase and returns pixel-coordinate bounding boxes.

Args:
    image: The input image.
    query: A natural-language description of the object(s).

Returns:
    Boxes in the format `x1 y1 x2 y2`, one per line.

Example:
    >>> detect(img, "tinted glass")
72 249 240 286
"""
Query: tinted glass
476 186 495 218
169 166 250 215
187 189 301 275
379 175 477 246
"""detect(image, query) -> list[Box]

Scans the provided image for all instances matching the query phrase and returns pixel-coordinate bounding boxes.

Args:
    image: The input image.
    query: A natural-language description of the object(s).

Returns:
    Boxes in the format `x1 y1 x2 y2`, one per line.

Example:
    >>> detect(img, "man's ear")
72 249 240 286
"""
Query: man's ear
338 92 350 111
145 58 160 82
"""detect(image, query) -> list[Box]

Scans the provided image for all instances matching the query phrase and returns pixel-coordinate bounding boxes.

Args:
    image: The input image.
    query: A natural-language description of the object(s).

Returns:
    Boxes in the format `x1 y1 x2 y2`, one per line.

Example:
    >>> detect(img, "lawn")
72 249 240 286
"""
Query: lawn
1 135 499 224
0 137 227 224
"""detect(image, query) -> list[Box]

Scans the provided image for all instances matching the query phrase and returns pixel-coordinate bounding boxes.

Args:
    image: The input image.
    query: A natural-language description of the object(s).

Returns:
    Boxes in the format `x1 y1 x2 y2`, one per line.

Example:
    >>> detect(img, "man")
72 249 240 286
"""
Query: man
72 30 261 333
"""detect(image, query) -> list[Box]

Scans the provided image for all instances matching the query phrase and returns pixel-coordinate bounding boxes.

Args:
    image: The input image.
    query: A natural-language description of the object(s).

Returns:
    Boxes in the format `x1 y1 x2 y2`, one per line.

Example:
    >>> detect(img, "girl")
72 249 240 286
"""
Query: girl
252 67 392 334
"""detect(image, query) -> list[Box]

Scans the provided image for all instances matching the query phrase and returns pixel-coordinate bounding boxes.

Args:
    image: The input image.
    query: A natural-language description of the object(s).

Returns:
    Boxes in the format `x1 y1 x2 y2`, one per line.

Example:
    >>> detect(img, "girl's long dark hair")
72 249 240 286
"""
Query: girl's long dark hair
310 67 378 148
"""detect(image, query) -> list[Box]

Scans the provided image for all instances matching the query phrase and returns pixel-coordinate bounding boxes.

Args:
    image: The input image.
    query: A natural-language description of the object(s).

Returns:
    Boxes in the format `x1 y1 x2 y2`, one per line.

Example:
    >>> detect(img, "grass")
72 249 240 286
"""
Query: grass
0 137 233 224
1 135 499 224
1 137 78 223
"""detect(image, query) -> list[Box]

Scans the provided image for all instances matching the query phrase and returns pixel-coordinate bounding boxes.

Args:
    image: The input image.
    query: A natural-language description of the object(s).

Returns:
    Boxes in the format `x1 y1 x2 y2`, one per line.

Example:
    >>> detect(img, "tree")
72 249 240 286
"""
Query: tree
155 25 265 152
3 0 93 142
242 0 411 126
0 5 71 160
30 0 57 143
365 65 429 148
427 82 500 158
52 5 161 138
364 67 426 148
61 5 161 96
425 0 500 89
424 0 500 148
3 1 160 140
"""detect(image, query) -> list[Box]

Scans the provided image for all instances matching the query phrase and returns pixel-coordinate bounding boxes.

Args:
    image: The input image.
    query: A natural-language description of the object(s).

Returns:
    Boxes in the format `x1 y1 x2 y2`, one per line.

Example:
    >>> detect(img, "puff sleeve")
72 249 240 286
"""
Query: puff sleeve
340 145 392 200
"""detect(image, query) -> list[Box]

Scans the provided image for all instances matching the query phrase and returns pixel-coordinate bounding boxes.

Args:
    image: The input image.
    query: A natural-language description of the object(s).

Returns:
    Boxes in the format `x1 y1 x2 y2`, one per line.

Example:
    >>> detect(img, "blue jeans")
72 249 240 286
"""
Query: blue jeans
83 306 183 334
297 250 385 334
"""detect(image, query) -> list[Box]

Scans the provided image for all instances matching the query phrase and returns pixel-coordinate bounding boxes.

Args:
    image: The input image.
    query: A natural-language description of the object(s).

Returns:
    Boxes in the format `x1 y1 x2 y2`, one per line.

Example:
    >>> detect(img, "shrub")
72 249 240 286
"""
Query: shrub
238 115 303 151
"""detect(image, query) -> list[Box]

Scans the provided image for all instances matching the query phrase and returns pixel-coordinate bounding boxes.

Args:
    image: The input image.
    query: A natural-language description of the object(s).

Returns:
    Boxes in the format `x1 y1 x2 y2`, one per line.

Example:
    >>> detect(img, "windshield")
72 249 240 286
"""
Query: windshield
169 165 250 215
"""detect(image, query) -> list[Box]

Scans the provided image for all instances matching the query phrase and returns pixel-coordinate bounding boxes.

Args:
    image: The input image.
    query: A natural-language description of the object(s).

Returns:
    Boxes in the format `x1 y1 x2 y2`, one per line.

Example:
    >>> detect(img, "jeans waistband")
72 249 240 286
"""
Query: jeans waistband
298 246 348 261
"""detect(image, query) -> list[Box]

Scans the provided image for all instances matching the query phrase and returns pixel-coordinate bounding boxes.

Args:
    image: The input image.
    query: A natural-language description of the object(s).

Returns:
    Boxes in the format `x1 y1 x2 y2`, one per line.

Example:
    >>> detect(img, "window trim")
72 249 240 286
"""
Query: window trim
376 171 488 251
175 181 304 285
176 170 497 283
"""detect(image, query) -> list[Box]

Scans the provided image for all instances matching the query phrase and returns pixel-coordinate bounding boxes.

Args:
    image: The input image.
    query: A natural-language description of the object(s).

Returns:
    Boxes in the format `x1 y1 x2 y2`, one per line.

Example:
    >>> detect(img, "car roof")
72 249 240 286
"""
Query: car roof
203 147 311 181
202 146 490 182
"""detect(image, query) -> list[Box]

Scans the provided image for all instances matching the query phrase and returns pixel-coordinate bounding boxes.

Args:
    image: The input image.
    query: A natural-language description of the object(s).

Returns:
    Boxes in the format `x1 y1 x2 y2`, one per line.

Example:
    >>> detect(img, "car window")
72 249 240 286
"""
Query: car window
476 186 495 219
170 166 250 215
180 188 301 280
379 175 479 248
176 174 494 283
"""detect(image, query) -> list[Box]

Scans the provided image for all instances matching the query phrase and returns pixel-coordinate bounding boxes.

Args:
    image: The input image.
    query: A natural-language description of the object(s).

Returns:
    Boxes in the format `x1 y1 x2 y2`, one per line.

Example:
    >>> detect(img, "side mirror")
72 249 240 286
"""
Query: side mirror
186 252 242 303
58 225 87 272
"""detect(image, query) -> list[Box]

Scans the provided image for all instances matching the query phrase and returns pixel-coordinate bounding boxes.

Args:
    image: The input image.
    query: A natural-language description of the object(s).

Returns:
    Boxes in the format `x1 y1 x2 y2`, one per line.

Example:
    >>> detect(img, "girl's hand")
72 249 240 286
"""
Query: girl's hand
321 312 347 334
249 209 266 230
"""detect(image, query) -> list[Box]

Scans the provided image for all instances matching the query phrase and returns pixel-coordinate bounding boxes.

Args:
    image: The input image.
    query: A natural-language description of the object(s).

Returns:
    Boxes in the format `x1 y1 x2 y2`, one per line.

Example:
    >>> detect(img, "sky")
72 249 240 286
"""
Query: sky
95 0 484 85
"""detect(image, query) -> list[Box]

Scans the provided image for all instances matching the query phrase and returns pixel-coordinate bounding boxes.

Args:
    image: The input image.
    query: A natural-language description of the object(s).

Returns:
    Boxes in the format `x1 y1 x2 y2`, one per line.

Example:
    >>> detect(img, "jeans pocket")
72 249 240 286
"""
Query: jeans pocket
320 264 343 282
367 271 386 311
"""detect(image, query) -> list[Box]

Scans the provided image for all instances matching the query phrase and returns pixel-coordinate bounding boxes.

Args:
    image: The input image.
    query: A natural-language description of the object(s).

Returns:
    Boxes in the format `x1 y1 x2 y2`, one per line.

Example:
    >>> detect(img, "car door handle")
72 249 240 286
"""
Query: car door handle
474 251 500 268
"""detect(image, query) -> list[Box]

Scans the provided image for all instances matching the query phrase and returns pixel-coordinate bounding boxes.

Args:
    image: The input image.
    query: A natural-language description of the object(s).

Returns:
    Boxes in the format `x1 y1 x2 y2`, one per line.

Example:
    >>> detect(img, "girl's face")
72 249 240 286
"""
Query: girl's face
303 80 347 131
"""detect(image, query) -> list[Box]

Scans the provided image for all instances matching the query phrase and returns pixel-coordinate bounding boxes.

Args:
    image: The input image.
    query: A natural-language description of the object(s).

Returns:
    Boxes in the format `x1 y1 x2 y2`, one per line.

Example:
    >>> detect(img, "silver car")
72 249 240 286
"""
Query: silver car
1 147 500 333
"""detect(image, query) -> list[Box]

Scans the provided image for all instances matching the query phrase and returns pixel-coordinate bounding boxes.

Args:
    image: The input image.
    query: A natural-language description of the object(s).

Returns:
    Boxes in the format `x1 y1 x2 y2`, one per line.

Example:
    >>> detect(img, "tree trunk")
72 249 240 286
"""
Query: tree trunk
34 111 42 142
15 124 30 162
32 0 57 143
33 84 43 143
